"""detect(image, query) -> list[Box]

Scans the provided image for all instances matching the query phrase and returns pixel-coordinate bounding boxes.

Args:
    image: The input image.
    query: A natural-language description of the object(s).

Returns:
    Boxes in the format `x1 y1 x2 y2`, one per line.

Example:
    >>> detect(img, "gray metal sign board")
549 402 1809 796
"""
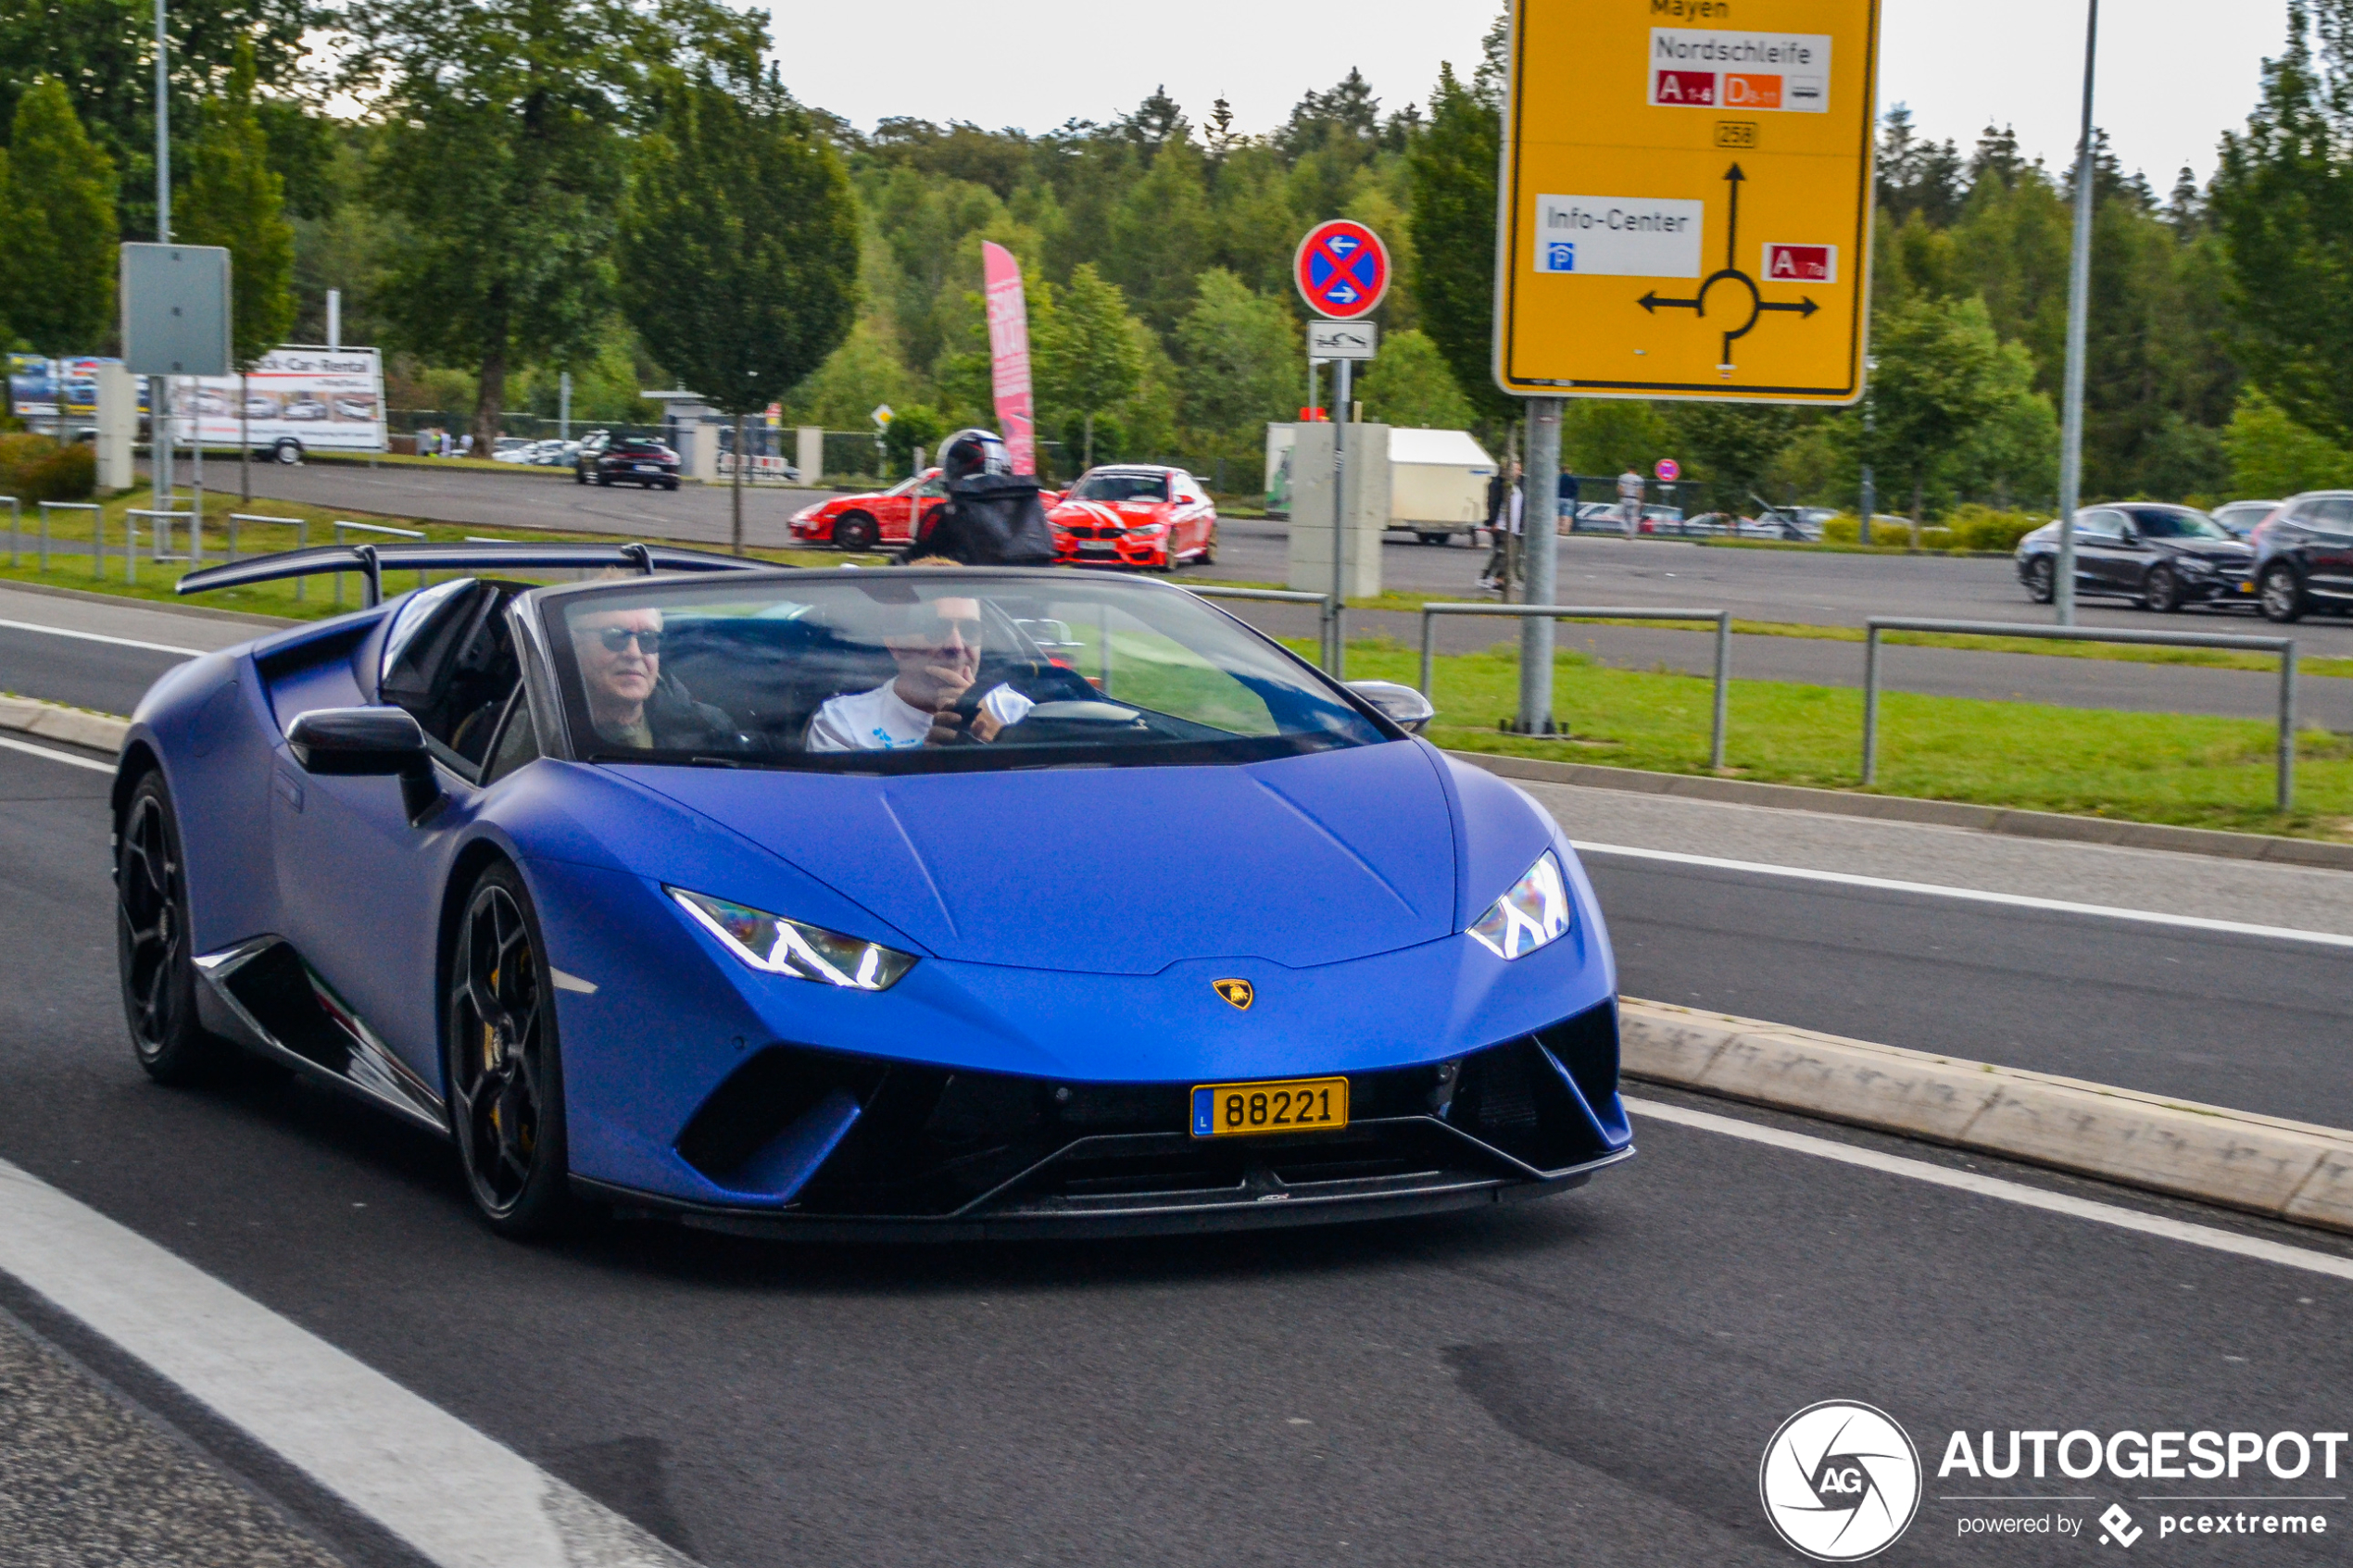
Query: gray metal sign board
120 243 233 375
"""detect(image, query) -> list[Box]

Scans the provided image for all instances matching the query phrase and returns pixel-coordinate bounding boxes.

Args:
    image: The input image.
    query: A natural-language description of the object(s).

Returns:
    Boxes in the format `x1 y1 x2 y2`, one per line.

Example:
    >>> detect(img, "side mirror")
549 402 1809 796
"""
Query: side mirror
1348 680 1435 735
286 707 441 822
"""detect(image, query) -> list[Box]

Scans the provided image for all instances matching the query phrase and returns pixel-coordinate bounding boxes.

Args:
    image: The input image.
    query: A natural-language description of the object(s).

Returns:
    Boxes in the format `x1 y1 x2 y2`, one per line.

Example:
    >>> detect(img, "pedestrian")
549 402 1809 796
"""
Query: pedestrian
1617 468 1645 536
1479 458 1523 594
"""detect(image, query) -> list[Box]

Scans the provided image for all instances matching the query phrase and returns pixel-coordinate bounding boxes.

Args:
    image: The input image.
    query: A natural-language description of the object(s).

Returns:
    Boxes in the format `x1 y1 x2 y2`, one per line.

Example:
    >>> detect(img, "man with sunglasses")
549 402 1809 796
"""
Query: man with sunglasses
570 606 735 750
808 595 1034 751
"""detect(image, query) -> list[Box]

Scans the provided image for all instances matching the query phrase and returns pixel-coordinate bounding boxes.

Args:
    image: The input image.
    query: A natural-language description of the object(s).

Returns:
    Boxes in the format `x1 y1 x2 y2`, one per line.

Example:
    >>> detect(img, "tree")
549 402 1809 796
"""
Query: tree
343 0 766 454
1665 404 1800 512
180 39 296 500
618 69 858 550
0 0 313 241
1867 296 2012 527
1405 62 1513 423
1358 328 1475 430
1033 263 1143 469
1175 270 1296 435
2211 0 2353 445
2224 386 2353 495
0 78 118 417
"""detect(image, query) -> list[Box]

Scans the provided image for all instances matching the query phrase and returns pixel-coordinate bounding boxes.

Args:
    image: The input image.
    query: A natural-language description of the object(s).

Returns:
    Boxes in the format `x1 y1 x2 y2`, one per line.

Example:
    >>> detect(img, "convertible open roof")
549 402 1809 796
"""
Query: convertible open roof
176 540 767 607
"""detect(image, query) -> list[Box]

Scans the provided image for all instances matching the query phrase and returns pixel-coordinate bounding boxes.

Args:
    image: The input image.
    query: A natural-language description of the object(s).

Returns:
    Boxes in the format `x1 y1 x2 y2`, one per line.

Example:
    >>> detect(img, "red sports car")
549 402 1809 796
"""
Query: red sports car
789 469 945 552
1050 465 1218 571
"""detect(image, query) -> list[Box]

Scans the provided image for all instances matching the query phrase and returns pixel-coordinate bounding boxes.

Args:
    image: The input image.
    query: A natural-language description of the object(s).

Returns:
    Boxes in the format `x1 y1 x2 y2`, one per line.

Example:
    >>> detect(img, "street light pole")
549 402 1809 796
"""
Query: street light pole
2054 0 2099 626
152 0 171 521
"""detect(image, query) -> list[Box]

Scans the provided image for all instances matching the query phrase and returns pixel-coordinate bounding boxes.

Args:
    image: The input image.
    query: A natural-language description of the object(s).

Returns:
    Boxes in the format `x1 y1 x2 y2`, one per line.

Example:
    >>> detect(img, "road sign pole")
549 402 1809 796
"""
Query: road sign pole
1329 357 1351 678
2053 0 2099 627
1516 397 1562 734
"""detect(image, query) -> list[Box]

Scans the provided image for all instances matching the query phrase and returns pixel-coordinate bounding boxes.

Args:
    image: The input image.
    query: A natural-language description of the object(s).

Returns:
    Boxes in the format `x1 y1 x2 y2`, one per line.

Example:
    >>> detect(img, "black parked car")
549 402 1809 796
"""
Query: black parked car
2014 504 2252 611
577 434 680 490
2250 489 2353 621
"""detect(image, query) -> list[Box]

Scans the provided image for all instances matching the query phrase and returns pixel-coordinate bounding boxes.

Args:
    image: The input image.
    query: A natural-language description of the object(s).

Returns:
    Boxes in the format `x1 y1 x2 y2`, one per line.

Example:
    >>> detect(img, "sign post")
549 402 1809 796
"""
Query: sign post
1494 0 1881 733
1295 220 1390 678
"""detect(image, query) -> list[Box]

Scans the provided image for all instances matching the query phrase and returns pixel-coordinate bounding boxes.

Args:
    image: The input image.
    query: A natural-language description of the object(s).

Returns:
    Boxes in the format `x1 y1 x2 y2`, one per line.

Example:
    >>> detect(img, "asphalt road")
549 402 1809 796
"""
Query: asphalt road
2 714 2351 1564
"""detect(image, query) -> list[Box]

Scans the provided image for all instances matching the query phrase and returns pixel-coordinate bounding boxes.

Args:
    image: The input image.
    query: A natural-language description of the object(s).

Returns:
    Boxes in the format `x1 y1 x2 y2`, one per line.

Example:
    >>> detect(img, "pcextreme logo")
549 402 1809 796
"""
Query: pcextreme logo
1760 1400 1923 1562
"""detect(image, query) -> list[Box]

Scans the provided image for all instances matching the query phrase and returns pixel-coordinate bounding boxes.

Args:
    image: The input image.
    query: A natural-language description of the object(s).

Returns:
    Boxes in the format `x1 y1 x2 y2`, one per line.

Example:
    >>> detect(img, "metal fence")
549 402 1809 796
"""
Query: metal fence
1181 583 1343 674
0 496 17 568
35 501 97 576
1417 603 1732 770
333 521 426 606
1861 617 2301 812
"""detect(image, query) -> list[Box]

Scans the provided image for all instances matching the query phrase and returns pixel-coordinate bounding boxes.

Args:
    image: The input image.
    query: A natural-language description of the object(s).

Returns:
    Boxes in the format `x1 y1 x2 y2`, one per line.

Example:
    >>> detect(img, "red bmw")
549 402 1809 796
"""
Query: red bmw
1049 466 1218 571
788 469 946 553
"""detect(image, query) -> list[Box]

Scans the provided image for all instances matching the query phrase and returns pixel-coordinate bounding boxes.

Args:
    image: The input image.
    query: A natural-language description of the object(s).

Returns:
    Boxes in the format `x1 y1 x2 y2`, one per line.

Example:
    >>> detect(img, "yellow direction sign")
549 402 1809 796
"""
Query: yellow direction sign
1494 0 1881 403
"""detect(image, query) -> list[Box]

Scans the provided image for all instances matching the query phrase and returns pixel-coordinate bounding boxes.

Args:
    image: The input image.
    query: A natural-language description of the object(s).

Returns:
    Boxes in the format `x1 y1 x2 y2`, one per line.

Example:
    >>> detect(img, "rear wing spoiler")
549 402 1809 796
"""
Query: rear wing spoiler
176 540 768 607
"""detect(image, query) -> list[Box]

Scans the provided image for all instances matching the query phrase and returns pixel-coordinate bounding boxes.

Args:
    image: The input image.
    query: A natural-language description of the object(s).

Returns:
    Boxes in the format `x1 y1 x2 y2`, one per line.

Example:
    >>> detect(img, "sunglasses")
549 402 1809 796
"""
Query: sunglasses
593 626 662 655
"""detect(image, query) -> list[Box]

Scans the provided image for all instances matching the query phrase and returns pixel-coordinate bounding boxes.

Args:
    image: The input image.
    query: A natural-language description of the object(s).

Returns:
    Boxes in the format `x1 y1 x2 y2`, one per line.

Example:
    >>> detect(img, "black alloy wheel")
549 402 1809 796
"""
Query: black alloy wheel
2023 555 2055 604
2140 562 2183 613
446 862 572 1236
574 465 587 484
117 774 233 1083
2259 562 2307 623
834 511 879 553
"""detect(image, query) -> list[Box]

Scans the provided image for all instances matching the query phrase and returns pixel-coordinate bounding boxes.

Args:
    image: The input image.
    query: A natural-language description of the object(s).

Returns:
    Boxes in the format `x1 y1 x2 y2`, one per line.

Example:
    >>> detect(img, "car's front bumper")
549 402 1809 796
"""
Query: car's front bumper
567 1000 1633 1239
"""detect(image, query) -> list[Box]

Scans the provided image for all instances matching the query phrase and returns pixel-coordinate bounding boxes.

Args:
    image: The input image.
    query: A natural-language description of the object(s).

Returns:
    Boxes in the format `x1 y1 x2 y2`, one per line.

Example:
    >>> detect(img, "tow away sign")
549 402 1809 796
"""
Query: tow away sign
1494 0 1881 403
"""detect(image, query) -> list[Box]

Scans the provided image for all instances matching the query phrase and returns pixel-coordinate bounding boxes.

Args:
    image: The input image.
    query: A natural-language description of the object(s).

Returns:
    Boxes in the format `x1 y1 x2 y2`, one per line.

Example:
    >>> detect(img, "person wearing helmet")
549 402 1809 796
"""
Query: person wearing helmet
900 427 1055 566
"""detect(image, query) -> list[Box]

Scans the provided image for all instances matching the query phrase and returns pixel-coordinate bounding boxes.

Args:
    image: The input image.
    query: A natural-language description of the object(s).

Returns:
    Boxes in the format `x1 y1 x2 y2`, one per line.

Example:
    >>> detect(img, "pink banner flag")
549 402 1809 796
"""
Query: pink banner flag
981 241 1037 476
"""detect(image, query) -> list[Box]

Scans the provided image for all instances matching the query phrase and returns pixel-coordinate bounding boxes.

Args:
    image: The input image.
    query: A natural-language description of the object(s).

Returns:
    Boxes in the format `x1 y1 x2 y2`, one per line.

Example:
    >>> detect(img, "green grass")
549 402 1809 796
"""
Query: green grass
1173 573 2353 681
1303 637 2352 841
0 487 875 621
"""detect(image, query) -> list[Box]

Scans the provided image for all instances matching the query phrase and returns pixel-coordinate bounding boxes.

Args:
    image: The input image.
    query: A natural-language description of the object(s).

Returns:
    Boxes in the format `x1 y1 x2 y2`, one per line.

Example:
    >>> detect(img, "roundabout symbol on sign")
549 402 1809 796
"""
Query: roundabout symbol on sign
1635 164 1821 368
1294 220 1390 320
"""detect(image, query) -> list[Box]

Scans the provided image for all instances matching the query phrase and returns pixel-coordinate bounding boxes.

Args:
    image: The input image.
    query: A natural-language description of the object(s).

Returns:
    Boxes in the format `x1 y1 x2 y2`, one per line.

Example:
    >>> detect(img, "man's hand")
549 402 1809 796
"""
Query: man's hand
923 667 1003 746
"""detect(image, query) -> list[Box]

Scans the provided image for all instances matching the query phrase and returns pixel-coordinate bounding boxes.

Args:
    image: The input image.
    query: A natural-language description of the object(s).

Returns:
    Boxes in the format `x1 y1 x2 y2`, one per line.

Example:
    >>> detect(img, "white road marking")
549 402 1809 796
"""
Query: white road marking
1626 1095 2353 1285
0 616 204 657
0 734 114 774
0 1156 696 1567
1579 840 2353 949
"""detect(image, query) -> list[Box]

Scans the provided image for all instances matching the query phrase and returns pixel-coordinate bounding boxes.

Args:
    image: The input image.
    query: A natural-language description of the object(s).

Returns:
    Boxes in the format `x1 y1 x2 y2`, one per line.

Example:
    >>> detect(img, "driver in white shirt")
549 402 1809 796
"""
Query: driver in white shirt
807 594 1035 750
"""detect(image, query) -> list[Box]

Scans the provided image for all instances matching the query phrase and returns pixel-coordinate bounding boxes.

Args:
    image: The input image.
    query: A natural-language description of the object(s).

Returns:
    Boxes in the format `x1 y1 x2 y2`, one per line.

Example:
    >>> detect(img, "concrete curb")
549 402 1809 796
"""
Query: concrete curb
1453 750 2353 872
0 695 129 754
1619 997 2353 1235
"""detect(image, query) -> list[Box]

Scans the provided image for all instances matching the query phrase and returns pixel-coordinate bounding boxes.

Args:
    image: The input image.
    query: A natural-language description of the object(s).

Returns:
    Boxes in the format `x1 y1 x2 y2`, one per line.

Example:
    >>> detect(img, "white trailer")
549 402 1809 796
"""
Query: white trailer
1386 427 1496 545
1265 425 1496 545
175 345 387 462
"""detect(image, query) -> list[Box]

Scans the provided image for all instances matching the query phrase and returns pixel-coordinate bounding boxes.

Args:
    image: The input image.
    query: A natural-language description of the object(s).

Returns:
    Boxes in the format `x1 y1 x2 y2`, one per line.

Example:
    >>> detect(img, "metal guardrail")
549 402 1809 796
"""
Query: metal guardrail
1863 617 2300 812
1418 603 1732 769
122 509 194 584
1 496 17 568
333 520 427 606
228 515 310 600
37 501 98 578
1180 583 1344 673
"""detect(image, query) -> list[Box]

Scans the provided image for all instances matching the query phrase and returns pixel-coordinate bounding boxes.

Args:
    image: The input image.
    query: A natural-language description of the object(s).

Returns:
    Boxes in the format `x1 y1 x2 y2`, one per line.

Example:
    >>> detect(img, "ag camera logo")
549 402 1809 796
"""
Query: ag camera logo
1760 1400 1922 1561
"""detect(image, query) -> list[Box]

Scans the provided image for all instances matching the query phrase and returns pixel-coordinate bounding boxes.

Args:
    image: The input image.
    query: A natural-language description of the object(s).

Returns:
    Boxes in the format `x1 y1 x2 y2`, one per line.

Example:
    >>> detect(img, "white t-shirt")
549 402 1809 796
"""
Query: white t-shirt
806 680 1035 752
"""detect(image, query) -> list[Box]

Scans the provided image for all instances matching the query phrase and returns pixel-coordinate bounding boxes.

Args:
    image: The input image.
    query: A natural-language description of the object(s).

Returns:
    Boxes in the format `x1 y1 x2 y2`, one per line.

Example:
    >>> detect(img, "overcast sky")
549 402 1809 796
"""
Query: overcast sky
772 0 2289 189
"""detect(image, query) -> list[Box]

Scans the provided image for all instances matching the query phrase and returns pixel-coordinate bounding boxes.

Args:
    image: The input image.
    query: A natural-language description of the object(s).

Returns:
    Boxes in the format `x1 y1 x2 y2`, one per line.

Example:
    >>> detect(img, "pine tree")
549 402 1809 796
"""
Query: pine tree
180 39 296 499
0 77 118 368
1405 63 1514 422
1033 263 1143 470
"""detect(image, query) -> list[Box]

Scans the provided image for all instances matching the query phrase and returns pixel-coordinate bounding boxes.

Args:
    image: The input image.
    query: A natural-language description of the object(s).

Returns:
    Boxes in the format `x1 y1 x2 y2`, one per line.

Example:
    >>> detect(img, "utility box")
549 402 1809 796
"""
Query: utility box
798 425 824 483
94 363 137 489
1286 421 1389 600
1387 428 1496 543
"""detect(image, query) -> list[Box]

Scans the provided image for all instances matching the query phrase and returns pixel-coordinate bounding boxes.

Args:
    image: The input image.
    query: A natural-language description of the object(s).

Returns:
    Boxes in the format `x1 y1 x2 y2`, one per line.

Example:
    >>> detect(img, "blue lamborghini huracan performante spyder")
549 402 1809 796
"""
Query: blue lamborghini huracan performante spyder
118 543 1631 1238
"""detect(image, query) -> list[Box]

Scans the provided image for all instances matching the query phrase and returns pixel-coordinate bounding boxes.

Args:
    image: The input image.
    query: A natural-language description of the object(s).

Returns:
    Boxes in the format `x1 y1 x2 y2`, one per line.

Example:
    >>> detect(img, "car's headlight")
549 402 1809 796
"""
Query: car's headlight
669 886 916 991
1466 851 1574 960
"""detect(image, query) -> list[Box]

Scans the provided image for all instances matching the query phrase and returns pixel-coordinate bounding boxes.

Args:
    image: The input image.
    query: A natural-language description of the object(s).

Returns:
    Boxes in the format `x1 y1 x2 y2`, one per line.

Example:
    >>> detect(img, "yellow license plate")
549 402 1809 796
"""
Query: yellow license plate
1189 1076 1350 1137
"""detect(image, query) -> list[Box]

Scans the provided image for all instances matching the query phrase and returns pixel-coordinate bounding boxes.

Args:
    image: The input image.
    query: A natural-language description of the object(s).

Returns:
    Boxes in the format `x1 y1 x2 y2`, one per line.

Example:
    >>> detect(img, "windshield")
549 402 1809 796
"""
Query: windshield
541 571 1391 773
2122 508 2227 540
1070 472 1172 503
